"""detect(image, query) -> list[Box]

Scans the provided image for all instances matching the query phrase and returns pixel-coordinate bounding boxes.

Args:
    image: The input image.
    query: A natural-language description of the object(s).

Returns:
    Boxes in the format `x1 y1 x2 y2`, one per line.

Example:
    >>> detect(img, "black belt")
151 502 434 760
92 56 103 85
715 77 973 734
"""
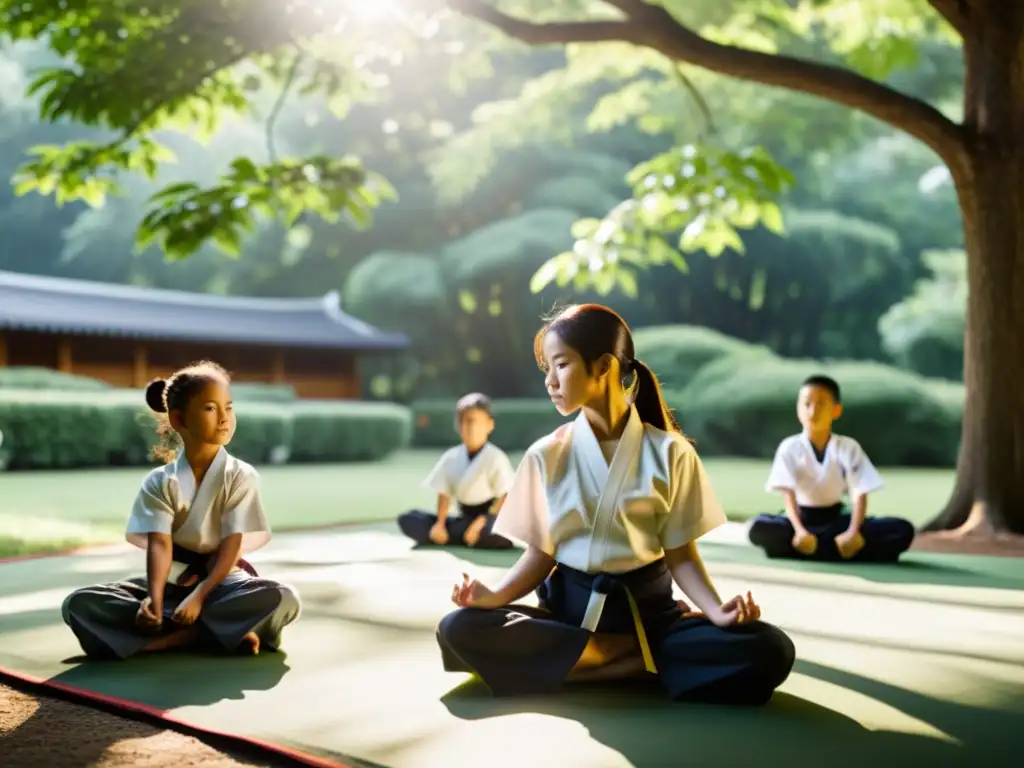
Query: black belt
458 499 495 519
555 560 663 674
172 543 258 583
798 503 844 528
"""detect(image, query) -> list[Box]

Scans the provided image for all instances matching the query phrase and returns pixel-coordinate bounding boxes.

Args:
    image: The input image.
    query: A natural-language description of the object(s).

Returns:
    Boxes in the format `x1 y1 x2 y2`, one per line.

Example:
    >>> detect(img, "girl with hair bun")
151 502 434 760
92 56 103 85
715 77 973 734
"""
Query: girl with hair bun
62 361 300 660
437 304 795 705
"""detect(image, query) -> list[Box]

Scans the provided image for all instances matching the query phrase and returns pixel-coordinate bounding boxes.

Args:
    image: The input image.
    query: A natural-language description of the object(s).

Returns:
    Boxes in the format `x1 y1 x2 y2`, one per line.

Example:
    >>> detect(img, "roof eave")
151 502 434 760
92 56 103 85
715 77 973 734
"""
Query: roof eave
0 321 411 352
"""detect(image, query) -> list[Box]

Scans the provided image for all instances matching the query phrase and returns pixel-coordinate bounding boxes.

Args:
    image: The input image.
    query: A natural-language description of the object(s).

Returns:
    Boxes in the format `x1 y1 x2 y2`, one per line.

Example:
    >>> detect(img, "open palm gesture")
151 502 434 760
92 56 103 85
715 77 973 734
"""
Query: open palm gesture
451 573 503 609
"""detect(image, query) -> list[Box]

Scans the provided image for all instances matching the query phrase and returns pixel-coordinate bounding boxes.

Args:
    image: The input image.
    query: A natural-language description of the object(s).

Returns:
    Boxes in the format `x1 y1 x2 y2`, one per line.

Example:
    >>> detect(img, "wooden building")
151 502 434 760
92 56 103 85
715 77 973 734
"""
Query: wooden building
0 270 408 399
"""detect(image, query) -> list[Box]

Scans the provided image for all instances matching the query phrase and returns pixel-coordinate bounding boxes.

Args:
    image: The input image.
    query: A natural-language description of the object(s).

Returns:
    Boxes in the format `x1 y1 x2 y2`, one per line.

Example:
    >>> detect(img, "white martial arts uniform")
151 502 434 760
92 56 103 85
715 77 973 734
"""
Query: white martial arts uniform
765 433 884 506
398 442 517 548
751 433 913 562
422 442 516 509
62 448 299 660
493 405 726 574
437 405 795 703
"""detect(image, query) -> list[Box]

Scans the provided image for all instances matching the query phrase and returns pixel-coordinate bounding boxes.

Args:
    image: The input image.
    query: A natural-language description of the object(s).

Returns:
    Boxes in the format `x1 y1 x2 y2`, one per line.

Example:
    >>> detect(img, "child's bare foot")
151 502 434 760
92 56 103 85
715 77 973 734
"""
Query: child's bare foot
239 631 261 655
573 633 638 671
142 625 200 653
568 651 649 683
463 516 487 547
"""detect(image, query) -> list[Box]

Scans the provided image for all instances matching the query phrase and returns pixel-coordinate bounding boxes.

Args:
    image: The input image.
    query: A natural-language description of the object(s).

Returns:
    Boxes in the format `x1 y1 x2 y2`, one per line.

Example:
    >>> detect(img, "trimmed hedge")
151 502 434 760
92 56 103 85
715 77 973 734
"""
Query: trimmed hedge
412 362 964 468
0 367 112 392
632 325 770 390
0 368 298 401
0 388 410 470
231 382 298 403
414 398 566 451
289 400 413 462
670 356 963 467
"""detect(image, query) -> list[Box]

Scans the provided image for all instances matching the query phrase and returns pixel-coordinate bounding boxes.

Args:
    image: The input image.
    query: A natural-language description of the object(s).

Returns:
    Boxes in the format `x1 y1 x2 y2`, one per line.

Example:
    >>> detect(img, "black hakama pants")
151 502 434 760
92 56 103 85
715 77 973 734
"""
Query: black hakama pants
62 548 301 660
748 503 915 563
398 500 514 549
436 558 795 705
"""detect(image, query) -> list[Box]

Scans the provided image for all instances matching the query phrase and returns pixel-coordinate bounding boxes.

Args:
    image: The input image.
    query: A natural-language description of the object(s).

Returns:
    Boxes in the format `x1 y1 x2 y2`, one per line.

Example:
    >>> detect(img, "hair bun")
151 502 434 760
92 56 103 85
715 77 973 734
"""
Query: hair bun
145 379 168 413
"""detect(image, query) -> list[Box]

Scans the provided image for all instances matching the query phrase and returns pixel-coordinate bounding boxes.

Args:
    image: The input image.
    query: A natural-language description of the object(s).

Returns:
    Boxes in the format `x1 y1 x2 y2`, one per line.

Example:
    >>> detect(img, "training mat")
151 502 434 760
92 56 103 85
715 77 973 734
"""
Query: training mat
0 524 1022 768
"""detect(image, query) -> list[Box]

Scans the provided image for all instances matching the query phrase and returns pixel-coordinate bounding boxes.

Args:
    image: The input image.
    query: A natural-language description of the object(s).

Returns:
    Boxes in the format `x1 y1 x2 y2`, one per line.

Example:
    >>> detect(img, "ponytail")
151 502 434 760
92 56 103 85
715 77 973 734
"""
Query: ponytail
630 359 685 437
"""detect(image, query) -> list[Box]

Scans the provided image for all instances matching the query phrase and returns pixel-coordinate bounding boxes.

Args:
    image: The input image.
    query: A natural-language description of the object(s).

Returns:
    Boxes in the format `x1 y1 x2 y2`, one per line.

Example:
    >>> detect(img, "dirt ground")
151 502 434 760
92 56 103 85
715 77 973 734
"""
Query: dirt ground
0 683 293 768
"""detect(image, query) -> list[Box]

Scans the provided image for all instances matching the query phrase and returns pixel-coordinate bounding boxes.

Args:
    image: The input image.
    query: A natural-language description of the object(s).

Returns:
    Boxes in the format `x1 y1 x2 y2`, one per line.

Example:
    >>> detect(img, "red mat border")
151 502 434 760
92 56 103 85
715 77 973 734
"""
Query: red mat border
0 665 353 768
0 518 385 565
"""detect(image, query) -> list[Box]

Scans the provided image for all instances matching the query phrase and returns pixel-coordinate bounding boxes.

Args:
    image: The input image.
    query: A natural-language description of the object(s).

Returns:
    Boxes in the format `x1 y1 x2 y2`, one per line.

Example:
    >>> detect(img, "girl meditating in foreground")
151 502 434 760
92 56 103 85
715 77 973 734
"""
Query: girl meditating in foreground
437 305 795 704
62 361 301 660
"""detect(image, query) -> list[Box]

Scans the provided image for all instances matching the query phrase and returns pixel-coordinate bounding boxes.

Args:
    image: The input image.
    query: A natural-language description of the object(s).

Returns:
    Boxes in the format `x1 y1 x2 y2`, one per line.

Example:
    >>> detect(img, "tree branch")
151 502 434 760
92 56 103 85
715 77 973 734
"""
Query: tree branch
447 0 641 45
449 0 967 166
266 53 305 164
927 0 969 35
673 65 715 138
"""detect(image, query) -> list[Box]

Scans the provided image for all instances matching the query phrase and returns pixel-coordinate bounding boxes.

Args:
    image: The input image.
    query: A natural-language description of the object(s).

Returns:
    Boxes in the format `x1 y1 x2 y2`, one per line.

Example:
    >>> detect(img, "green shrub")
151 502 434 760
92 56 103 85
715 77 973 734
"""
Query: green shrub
0 390 113 469
288 400 412 462
528 176 623 218
922 378 965 422
227 402 294 465
414 398 567 450
632 325 771 390
0 389 409 470
230 383 298 403
0 367 112 391
670 357 961 467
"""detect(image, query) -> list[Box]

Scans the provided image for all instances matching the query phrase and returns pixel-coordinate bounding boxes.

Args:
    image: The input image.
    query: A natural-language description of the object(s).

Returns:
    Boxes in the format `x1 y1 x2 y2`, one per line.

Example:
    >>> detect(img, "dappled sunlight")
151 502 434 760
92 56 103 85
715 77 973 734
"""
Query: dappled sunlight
703 559 1024 608
0 512 114 544
1 529 1021 766
0 686 39 733
331 0 408 26
782 671 958 744
390 712 613 768
766 583 1024 666
0 587 70 617
795 635 1024 714
250 529 414 566
66 554 138 574
0 623 80 675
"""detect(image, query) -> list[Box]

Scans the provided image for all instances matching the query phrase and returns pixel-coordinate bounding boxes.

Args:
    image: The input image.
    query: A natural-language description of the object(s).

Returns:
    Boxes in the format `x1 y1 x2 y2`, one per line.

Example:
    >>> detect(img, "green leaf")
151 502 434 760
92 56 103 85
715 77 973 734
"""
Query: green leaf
213 227 242 257
760 202 785 234
616 268 639 298
530 258 561 293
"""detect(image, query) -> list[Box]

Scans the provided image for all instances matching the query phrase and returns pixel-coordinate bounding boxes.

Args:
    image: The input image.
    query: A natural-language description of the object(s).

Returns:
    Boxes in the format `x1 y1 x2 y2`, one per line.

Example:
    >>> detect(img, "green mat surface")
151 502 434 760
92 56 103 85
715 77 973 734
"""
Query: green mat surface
0 523 1021 768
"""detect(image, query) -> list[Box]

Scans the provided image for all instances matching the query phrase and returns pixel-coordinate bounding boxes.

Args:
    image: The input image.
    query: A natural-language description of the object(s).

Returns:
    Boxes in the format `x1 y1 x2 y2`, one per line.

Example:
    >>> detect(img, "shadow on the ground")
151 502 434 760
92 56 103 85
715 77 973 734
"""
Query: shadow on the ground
697 542 1024 592
441 656 1018 768
49 651 292 709
3 654 300 768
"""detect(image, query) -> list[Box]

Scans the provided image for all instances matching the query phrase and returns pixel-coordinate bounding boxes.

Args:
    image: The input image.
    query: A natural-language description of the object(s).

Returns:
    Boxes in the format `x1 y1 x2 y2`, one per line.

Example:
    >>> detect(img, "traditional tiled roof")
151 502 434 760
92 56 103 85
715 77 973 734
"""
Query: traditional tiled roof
0 270 408 351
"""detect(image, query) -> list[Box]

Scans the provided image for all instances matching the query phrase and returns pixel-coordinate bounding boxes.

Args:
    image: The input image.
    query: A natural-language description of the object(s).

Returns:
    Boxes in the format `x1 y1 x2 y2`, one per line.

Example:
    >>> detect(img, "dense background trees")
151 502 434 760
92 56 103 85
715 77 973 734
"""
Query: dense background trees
4 1 1008 534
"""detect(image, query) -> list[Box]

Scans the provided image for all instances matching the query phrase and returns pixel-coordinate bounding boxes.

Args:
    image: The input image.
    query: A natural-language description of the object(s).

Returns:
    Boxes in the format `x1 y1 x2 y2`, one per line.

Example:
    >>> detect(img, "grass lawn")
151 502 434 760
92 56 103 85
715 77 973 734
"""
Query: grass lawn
0 449 956 557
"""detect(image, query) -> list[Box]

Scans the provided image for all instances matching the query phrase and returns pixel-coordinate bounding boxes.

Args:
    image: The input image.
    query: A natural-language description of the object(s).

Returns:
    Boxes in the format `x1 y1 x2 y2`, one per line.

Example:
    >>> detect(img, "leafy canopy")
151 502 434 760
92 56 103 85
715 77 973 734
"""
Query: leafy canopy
1 0 959 285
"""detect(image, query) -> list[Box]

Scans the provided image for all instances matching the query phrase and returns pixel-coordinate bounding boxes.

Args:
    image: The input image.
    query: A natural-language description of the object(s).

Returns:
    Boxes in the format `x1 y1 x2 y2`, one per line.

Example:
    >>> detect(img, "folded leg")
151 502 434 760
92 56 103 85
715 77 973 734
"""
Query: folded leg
199 573 301 653
436 605 590 695
397 510 437 544
447 515 515 549
748 514 801 559
63 574 301 660
654 617 795 705
62 578 178 660
854 517 916 563
749 513 853 561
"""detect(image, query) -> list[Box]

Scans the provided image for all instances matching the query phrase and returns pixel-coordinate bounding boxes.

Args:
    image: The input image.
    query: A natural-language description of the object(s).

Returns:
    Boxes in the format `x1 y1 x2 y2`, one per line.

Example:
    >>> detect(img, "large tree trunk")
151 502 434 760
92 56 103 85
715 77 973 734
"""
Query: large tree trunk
924 7 1024 536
